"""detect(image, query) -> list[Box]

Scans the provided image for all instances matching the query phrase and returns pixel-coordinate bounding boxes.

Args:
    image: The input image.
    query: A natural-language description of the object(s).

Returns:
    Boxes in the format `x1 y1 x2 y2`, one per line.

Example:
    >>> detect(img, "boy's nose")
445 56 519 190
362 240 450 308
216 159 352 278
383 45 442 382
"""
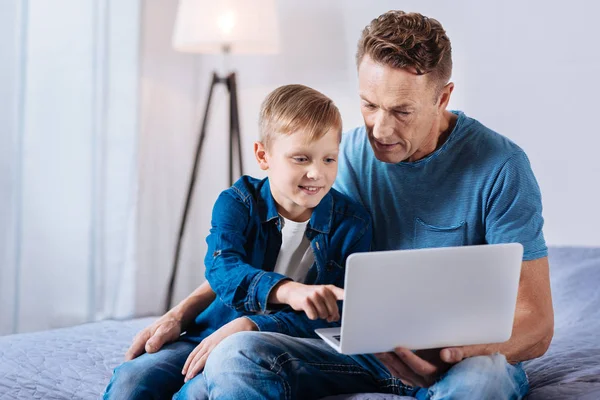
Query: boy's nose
306 166 324 180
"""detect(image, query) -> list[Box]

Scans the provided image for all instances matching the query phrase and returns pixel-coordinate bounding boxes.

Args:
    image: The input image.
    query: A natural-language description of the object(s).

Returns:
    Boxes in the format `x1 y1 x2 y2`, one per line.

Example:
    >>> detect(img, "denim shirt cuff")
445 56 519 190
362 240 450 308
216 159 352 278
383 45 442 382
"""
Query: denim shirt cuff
245 314 287 334
248 271 289 312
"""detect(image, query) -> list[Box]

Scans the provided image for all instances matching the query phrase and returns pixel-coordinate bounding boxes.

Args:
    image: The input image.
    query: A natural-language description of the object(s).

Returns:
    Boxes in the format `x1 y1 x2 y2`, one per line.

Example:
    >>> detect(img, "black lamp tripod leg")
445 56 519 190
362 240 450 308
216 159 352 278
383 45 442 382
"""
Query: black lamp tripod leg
165 73 219 312
230 73 244 180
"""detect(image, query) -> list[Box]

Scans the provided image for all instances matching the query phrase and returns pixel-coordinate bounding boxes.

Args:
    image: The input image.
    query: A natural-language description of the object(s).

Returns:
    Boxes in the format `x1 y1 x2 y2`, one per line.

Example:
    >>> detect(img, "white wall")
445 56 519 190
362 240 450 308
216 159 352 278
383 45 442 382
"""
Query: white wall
3 0 597 329
0 0 140 334
137 0 600 315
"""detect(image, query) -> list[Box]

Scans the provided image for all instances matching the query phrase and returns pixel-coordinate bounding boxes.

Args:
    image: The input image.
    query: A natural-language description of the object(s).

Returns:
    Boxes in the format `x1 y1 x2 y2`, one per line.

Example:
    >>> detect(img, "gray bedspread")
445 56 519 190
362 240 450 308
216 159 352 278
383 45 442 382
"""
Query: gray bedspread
0 246 598 399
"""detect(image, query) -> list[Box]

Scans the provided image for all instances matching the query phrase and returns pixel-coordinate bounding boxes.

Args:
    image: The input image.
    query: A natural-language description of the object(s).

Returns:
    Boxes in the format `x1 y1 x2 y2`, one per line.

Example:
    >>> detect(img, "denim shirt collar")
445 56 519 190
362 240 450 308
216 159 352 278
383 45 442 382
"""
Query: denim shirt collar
259 179 280 223
258 178 332 234
308 191 333 234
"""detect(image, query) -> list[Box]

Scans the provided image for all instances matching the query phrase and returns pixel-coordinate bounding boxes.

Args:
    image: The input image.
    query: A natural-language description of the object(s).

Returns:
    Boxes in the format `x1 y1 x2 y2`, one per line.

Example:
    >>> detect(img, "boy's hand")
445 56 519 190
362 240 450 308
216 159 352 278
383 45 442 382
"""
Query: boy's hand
124 313 183 361
271 281 344 322
182 317 257 382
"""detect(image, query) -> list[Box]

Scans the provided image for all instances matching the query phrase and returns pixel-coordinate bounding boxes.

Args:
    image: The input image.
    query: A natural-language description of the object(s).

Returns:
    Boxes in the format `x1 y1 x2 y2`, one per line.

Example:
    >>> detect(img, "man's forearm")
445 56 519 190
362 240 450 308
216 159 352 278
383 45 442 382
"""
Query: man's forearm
454 257 554 363
460 257 554 363
504 306 554 363
460 307 554 363
170 281 216 328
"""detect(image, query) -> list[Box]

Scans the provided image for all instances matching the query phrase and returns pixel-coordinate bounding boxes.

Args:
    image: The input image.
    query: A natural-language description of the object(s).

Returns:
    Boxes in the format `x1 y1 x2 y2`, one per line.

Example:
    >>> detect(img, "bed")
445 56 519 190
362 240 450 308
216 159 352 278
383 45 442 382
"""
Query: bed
1 246 599 399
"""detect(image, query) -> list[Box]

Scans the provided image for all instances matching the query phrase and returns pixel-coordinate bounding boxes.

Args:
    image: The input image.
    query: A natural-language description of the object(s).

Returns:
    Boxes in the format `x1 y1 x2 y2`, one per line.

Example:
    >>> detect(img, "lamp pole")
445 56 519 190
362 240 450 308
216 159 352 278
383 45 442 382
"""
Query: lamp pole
164 69 243 312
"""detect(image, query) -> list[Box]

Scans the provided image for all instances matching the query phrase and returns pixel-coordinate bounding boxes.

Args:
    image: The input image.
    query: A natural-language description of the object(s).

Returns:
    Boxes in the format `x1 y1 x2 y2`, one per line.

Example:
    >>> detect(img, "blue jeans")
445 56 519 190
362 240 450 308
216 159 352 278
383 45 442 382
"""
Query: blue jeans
104 332 529 399
103 340 208 400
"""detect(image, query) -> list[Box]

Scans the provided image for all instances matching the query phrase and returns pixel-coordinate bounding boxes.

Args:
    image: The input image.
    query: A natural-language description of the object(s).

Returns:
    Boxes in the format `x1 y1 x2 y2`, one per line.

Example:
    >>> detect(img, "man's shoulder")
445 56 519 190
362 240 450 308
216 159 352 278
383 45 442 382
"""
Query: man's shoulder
454 111 527 167
340 126 368 152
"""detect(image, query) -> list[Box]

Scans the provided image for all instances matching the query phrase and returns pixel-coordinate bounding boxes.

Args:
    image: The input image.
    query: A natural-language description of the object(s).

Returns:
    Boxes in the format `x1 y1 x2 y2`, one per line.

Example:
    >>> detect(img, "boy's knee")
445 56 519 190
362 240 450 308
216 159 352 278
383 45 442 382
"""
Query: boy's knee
206 332 269 367
204 332 283 377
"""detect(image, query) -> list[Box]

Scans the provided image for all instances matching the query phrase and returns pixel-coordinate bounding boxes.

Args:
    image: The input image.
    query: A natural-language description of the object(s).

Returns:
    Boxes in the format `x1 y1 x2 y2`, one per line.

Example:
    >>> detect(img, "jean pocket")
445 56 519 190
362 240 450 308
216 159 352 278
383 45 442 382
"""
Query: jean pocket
414 217 467 248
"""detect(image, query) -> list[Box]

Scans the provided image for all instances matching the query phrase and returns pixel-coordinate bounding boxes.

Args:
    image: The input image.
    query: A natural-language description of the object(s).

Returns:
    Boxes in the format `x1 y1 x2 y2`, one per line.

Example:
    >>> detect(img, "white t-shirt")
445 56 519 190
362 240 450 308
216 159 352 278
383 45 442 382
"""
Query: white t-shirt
272 216 314 283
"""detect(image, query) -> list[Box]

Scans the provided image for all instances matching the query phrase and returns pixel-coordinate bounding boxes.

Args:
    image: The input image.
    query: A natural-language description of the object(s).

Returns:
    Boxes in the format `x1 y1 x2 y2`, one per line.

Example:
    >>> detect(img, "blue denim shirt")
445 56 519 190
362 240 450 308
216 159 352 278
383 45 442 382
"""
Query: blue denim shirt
184 175 372 342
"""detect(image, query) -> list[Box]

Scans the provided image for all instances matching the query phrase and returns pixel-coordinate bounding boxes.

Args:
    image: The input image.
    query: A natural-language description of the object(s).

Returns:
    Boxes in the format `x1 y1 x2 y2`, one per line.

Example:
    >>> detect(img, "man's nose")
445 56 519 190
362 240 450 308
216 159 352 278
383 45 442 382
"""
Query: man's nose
372 112 395 140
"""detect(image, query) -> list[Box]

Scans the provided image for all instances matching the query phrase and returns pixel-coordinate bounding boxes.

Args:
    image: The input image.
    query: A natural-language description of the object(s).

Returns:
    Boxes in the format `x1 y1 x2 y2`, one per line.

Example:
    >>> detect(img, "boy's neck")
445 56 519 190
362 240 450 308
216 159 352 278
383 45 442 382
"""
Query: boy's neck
277 205 313 223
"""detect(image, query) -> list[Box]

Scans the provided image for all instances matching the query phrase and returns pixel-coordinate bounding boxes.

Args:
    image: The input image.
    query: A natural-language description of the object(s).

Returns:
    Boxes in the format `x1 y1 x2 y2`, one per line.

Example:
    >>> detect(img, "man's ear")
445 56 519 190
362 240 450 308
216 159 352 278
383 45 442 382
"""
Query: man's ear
254 141 269 171
437 82 454 111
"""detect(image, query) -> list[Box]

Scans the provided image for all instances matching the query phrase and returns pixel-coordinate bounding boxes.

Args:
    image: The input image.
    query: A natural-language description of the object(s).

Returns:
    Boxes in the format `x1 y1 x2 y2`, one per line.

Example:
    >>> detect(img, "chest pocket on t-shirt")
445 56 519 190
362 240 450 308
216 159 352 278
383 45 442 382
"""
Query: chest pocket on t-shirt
414 217 467 248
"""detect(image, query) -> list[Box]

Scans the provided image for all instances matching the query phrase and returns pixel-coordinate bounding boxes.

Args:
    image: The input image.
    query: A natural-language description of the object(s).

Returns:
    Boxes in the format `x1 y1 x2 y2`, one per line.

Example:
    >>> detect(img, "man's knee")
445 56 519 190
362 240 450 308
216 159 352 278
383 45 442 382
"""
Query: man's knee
173 373 208 400
428 354 528 400
104 360 148 399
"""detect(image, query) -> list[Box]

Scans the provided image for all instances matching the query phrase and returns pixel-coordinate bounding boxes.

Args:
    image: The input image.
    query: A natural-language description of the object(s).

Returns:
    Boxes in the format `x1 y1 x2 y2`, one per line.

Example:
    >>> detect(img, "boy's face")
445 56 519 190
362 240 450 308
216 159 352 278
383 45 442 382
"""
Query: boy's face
255 129 340 222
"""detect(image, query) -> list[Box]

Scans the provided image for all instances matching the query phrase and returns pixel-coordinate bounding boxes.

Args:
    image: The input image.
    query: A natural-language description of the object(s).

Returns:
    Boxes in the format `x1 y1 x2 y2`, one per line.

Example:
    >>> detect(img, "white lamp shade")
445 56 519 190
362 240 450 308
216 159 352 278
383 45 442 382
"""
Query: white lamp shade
172 0 280 54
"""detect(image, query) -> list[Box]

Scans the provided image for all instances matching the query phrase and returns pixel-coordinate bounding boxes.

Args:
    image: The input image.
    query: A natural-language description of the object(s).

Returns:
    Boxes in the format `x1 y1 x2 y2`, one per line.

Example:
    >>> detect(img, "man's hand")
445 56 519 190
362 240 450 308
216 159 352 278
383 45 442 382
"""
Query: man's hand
375 346 473 388
375 257 554 388
270 281 344 322
124 313 183 361
124 281 217 361
182 317 258 382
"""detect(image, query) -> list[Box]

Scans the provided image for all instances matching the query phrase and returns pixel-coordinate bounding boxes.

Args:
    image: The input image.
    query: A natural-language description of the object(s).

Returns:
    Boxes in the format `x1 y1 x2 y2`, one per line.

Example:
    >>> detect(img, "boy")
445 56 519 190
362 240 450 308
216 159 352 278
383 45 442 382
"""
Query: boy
104 84 372 399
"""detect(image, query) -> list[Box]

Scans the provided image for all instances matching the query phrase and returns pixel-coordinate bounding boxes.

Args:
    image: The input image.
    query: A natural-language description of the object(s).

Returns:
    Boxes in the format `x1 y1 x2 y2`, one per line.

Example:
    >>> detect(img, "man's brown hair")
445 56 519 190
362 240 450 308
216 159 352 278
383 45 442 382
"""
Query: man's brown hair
259 84 342 149
356 10 452 92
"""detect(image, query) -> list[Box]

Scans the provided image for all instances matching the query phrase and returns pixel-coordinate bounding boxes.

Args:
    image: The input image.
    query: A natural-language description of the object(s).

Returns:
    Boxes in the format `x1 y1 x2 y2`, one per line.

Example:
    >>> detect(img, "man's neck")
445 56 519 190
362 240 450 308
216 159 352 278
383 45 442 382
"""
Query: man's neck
406 110 457 162
436 110 458 148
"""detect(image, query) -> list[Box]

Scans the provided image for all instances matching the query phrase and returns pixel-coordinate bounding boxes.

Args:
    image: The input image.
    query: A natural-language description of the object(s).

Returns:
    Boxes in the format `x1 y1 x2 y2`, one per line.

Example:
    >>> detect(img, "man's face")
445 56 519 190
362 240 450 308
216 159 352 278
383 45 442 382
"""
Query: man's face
358 55 444 164
256 129 339 221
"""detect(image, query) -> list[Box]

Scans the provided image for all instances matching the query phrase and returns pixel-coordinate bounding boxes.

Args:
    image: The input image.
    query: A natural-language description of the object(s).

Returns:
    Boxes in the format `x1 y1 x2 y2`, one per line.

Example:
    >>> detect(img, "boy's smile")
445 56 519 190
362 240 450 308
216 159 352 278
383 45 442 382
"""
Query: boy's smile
298 185 323 195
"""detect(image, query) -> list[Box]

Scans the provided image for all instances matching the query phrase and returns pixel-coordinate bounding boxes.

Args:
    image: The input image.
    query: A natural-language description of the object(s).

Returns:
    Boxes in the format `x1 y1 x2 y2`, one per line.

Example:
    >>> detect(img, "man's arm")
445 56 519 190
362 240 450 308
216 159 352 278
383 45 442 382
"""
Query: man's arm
376 257 554 387
442 256 554 363
169 281 217 328
124 281 215 360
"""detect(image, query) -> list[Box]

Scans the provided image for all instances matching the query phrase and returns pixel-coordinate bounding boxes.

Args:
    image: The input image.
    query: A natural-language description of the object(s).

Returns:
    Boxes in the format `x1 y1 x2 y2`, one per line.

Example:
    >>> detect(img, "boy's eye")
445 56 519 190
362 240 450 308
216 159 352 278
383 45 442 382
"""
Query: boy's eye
293 157 308 163
324 158 337 164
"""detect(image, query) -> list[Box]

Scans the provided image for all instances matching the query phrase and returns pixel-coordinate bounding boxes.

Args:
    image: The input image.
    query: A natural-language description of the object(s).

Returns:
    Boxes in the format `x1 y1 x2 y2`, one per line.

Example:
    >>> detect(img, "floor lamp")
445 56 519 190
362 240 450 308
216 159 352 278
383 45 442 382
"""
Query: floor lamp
165 0 280 312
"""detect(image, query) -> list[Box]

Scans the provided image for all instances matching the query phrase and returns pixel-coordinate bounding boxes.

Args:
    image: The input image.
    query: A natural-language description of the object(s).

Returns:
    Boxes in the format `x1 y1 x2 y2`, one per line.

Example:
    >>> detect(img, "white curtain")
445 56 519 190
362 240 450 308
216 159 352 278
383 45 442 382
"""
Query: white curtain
0 0 141 334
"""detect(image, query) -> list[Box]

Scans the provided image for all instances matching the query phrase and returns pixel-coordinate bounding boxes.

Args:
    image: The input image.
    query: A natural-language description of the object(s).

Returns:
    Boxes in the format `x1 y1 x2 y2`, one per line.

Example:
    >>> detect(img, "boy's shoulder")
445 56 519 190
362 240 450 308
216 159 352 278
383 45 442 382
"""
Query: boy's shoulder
224 175 269 203
219 175 275 221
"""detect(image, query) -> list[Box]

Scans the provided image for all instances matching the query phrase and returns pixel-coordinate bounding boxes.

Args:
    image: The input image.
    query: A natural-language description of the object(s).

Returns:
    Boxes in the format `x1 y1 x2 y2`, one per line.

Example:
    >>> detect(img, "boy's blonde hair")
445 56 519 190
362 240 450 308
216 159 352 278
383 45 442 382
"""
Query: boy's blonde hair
259 84 342 149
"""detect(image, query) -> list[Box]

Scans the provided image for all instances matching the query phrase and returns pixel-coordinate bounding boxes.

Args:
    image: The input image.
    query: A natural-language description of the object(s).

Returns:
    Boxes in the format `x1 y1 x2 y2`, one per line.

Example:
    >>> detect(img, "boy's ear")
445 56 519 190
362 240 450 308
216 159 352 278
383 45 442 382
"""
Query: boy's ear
254 141 269 171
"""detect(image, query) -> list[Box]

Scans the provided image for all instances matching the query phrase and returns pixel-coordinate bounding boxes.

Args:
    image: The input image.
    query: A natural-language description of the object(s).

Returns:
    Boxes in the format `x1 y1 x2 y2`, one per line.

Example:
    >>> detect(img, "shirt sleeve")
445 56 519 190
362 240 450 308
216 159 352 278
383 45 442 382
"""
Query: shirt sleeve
485 151 548 261
246 216 373 337
204 190 289 313
333 131 367 208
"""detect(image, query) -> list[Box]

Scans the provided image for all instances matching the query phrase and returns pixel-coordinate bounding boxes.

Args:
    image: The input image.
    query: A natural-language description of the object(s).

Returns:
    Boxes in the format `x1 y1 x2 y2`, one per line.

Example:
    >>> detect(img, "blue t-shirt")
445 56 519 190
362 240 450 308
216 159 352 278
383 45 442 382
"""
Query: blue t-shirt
334 111 547 261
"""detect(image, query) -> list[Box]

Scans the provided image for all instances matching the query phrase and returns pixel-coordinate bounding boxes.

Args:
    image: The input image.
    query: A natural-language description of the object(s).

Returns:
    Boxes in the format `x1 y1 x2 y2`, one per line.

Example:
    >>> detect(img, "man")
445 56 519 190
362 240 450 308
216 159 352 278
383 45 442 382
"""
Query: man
125 10 553 400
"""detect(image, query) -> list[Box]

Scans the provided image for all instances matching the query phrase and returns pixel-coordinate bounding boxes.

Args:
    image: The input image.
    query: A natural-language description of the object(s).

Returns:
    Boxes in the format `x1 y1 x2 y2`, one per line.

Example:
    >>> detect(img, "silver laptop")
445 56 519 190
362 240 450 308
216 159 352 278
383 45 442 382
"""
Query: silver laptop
315 243 523 355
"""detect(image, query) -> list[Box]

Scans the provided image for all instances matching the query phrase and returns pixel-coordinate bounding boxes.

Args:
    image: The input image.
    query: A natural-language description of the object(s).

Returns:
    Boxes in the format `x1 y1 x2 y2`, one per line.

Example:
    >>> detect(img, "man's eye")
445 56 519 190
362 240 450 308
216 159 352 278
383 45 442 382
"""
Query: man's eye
364 103 377 110
395 110 410 116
